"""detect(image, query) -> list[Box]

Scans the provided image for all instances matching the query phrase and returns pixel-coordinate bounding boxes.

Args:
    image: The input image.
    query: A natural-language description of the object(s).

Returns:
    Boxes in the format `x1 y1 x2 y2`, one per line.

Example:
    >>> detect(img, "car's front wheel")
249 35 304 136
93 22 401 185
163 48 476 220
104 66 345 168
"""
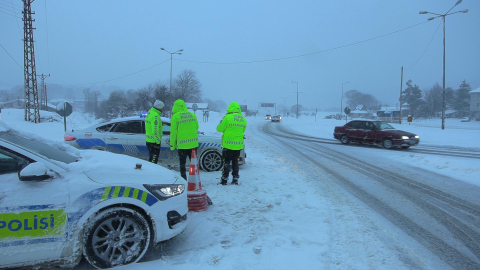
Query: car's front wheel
200 150 223 172
382 139 394 149
340 135 350 144
83 207 151 269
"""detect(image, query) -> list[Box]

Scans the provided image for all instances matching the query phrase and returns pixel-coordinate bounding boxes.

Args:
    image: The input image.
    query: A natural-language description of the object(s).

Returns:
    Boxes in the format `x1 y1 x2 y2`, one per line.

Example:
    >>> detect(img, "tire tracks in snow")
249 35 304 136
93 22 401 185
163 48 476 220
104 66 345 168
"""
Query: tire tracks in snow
262 122 480 270
273 124 480 160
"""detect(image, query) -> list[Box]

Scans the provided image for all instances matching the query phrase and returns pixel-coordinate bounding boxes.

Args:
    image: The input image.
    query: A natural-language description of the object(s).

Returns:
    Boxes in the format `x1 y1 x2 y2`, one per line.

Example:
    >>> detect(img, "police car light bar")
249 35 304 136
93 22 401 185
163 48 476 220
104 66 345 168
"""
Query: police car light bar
141 112 148 118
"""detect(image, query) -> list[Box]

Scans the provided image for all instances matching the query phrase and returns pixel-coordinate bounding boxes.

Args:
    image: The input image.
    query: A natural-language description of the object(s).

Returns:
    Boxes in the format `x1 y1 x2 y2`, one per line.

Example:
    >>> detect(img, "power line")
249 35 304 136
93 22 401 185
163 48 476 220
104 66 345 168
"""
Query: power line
0 7 21 18
177 21 431 65
0 43 22 69
0 2 21 13
405 21 442 71
11 0 21 34
1 0 21 8
54 58 171 86
5 20 433 87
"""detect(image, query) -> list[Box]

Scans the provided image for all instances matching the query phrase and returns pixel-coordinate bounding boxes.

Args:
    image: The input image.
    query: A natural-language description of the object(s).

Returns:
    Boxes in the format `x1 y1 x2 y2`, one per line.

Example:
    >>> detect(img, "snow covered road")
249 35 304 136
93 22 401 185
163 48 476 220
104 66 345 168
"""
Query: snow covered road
260 121 480 269
6 110 475 270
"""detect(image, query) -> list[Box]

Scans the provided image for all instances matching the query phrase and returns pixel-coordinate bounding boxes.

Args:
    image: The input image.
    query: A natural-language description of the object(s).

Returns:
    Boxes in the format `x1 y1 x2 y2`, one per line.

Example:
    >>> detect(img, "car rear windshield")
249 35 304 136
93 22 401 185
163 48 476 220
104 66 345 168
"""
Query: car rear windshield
0 130 78 164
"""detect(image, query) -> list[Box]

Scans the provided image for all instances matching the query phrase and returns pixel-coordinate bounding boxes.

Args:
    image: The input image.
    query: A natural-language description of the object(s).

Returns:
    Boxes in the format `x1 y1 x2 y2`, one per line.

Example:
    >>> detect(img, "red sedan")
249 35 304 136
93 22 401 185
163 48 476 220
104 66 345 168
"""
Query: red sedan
334 120 420 149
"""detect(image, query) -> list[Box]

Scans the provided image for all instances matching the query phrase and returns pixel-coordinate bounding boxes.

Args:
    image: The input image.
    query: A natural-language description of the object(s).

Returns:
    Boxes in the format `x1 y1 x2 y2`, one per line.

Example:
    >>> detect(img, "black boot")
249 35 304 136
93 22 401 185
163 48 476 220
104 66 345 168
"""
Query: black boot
220 178 228 185
231 178 239 185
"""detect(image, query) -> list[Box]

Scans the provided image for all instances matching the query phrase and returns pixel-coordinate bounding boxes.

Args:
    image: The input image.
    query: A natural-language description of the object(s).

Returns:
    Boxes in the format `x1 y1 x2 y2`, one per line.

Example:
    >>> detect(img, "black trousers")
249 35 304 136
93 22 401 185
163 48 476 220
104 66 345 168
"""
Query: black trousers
146 142 161 164
221 148 241 179
178 148 193 180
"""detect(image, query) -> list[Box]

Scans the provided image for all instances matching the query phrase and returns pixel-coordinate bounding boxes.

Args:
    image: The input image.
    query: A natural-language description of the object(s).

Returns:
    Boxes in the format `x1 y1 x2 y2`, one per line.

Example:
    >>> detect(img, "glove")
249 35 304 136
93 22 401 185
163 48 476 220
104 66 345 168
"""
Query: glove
170 145 175 151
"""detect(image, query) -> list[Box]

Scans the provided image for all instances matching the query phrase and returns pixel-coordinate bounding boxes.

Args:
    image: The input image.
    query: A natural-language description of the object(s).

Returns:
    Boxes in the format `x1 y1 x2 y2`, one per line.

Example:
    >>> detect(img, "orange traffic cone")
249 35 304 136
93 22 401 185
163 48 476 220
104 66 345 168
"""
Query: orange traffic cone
187 148 211 212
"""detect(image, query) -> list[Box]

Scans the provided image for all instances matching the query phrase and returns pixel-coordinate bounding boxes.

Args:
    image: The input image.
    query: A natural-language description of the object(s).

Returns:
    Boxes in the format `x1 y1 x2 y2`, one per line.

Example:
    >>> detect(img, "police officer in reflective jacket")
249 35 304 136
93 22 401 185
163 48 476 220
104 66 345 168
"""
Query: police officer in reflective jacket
170 99 199 180
217 101 247 185
145 100 164 163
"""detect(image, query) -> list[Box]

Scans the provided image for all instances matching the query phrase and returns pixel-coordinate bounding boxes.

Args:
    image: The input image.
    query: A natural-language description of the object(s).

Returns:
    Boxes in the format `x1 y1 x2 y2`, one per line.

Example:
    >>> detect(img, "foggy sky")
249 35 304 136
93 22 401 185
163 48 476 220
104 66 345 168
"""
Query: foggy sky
1 0 479 111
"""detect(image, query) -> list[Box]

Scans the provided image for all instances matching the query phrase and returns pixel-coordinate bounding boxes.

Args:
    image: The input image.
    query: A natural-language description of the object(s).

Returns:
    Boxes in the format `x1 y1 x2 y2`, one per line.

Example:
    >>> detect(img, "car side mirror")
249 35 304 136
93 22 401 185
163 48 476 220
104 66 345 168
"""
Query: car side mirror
18 162 52 181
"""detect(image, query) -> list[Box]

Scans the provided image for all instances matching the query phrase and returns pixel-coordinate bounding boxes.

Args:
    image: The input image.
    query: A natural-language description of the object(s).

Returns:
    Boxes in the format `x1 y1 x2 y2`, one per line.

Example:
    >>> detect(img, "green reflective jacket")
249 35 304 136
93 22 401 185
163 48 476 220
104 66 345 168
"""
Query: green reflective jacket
145 107 162 144
216 102 247 150
170 100 199 150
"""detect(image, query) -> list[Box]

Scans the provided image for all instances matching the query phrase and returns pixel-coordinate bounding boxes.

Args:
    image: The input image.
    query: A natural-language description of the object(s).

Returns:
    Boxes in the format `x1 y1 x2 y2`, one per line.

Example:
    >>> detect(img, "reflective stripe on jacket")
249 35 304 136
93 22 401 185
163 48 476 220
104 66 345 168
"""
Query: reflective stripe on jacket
216 102 247 150
145 107 162 144
170 100 199 149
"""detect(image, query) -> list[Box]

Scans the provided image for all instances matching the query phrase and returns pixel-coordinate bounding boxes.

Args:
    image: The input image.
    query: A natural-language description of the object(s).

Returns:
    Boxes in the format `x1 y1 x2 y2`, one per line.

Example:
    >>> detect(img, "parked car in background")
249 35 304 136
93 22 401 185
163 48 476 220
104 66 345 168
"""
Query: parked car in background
265 114 272 120
333 120 420 149
64 116 246 172
0 124 188 269
461 117 470 122
271 115 282 122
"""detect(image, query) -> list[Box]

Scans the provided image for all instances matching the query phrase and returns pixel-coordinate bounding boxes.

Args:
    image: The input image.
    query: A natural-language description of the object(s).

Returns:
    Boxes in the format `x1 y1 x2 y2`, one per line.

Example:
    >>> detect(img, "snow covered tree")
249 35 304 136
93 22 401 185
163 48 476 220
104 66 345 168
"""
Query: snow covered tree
290 104 303 118
422 83 443 117
152 83 174 112
453 80 471 117
401 80 424 117
204 98 227 112
445 87 455 109
97 90 135 120
174 69 202 102
345 90 380 110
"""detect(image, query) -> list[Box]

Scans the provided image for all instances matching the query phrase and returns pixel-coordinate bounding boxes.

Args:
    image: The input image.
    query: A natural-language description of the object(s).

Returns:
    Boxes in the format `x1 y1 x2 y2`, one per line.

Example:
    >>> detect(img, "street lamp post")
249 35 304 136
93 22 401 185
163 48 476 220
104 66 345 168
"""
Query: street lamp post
341 82 349 119
160 48 183 93
291 81 299 119
419 0 468 130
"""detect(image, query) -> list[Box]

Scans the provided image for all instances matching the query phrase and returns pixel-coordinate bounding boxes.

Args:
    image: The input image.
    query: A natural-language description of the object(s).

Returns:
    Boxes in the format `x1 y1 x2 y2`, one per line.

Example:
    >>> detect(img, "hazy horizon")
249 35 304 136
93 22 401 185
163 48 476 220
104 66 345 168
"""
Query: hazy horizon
1 0 479 111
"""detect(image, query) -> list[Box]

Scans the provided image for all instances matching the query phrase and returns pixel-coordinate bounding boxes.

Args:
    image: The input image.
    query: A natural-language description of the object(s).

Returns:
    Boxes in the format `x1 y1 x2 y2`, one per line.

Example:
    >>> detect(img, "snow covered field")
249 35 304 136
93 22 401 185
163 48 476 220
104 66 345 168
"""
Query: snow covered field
1 108 479 269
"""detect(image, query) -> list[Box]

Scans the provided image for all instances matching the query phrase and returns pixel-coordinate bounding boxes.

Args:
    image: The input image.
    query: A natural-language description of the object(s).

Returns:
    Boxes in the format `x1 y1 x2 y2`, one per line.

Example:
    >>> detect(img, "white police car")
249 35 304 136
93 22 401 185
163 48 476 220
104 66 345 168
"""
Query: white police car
0 123 188 269
64 116 246 172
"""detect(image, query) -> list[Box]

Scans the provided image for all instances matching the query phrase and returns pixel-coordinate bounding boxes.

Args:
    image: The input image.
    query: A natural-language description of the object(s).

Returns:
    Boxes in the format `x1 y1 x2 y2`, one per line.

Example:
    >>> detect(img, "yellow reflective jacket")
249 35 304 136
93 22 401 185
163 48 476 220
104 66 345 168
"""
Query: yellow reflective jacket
170 100 199 150
216 102 247 150
145 107 162 144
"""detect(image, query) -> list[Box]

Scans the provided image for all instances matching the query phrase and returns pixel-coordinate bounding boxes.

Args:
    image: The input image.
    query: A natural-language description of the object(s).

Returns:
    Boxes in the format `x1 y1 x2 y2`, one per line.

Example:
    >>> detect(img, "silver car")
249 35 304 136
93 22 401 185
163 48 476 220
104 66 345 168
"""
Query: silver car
64 116 246 171
271 115 282 122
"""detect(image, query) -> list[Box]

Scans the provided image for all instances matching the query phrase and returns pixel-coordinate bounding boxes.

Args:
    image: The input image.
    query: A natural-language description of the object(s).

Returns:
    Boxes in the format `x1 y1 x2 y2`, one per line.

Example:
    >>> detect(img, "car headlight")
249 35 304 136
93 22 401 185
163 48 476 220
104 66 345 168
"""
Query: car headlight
414 135 419 139
143 184 185 201
402 136 409 140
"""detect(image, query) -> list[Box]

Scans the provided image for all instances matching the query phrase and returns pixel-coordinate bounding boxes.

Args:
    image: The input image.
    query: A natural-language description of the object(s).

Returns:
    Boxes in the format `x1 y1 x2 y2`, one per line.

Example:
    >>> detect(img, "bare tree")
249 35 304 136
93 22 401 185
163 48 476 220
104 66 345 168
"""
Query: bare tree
422 83 442 117
174 69 202 102
345 90 380 110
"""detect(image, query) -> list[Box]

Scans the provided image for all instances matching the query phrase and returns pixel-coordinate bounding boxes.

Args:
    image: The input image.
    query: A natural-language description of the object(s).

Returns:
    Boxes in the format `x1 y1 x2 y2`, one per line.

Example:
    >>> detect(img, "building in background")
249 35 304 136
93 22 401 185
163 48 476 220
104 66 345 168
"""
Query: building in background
470 87 480 121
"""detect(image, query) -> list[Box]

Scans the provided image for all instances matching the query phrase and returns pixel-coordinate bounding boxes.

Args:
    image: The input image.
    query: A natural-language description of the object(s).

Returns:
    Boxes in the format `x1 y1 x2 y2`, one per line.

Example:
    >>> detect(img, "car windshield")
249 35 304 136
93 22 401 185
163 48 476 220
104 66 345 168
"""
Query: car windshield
375 122 395 130
0 130 78 164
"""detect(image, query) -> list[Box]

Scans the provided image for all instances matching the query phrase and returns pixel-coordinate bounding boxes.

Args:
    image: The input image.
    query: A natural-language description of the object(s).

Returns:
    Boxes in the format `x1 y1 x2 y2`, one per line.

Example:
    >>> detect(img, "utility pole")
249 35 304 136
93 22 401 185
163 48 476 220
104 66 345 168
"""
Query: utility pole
291 81 301 119
160 48 183 93
341 82 349 119
399 67 403 124
419 1 468 129
22 0 40 123
37 74 50 110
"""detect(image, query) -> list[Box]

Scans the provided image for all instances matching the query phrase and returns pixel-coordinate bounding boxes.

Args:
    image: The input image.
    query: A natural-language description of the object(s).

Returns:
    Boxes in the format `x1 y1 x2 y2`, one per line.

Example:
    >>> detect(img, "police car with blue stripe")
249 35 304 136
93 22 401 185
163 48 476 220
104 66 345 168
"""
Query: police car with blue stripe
64 116 246 172
0 122 188 269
